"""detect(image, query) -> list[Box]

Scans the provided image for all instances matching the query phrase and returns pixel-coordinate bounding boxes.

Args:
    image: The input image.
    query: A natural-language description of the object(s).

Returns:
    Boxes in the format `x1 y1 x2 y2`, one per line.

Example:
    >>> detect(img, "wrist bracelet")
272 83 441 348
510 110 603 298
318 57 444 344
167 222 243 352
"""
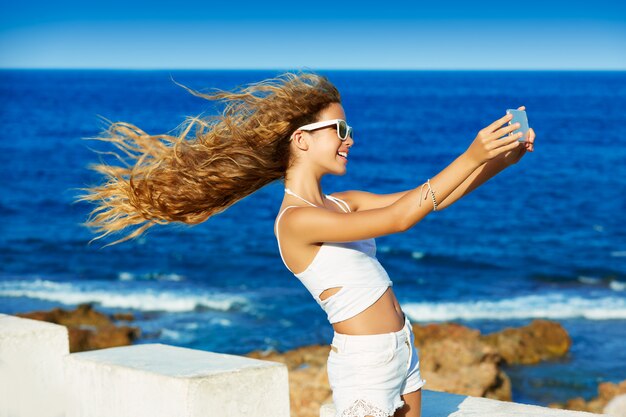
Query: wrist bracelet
419 178 438 211
428 179 438 211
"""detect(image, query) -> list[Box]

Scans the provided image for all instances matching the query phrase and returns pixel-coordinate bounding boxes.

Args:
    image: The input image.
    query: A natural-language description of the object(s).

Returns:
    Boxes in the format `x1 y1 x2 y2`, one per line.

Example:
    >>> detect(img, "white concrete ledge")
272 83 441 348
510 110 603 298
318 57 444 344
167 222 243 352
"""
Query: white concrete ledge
0 313 69 417
63 343 290 417
321 389 605 417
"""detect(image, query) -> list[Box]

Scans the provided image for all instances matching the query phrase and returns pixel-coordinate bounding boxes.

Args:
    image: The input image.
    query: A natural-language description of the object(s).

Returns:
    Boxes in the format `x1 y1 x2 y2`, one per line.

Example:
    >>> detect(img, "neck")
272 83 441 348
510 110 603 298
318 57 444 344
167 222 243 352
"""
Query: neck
284 181 325 206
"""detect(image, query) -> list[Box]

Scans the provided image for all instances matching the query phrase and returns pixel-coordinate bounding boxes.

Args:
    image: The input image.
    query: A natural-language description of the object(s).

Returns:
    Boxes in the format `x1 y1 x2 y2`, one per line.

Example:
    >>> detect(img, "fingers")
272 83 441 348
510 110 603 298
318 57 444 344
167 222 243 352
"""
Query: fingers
485 113 513 133
519 127 534 152
527 127 535 151
491 130 522 151
496 121 522 138
491 135 522 160
502 136 523 153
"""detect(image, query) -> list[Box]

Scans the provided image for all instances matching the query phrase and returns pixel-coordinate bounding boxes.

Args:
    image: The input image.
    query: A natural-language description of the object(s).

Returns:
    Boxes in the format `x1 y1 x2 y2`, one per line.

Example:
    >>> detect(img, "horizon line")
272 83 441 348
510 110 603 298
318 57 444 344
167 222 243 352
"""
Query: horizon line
1 67 625 72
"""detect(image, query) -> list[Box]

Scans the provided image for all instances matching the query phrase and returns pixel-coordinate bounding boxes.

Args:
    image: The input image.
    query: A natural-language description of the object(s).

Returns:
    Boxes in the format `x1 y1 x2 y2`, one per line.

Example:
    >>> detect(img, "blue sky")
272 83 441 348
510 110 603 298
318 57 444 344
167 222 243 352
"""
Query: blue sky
1 0 625 70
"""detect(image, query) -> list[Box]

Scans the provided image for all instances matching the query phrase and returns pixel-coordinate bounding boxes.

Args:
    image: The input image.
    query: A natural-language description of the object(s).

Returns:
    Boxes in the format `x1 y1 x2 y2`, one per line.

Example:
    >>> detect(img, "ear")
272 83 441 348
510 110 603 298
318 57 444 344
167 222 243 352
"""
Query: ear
290 130 310 150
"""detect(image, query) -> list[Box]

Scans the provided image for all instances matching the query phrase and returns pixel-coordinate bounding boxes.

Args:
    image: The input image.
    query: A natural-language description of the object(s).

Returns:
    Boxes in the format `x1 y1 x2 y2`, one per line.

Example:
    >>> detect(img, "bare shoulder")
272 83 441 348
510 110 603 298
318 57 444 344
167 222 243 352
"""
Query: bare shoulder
274 205 305 236
275 205 321 244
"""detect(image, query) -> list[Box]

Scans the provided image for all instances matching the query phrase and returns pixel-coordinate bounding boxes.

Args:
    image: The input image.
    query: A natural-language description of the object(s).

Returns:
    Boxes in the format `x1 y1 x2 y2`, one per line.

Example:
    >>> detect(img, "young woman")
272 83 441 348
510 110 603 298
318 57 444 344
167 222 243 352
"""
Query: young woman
77 72 535 417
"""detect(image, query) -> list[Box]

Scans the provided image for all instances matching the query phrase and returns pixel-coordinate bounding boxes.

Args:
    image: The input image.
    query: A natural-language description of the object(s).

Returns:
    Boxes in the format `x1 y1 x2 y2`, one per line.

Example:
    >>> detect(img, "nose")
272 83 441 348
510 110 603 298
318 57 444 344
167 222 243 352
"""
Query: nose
346 135 354 148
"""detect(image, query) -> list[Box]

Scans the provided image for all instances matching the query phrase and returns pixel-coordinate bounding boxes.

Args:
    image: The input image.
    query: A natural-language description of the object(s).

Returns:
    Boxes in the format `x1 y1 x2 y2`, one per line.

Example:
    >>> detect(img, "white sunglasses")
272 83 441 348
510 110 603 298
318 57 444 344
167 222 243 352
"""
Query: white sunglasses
290 119 353 141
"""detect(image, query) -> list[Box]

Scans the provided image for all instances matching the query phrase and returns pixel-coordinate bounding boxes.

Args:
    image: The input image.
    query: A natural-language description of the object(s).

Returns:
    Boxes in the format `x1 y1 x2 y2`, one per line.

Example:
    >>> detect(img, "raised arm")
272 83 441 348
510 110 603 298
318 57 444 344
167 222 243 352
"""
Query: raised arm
280 112 522 244
330 160 503 213
331 107 531 212
436 158 506 210
328 189 411 212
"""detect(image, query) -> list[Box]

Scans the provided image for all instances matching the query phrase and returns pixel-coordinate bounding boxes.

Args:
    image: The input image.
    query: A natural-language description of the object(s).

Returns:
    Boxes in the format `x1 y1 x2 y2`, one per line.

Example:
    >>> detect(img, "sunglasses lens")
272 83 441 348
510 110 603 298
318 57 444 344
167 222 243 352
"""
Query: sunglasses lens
338 121 348 139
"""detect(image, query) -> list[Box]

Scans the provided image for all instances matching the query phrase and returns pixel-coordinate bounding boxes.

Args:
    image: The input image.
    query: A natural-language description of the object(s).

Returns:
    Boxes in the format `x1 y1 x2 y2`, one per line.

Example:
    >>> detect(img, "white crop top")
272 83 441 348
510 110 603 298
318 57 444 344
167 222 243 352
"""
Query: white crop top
274 187 393 324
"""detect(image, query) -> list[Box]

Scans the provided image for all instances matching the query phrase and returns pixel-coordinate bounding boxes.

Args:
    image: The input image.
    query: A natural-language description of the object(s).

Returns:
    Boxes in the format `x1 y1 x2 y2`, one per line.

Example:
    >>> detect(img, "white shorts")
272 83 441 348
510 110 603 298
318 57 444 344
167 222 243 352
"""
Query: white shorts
327 314 426 417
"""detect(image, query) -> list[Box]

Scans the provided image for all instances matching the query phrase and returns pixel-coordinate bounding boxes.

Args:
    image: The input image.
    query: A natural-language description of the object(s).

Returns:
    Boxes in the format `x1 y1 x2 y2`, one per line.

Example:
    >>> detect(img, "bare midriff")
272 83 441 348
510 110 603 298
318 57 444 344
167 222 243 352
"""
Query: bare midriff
320 286 405 335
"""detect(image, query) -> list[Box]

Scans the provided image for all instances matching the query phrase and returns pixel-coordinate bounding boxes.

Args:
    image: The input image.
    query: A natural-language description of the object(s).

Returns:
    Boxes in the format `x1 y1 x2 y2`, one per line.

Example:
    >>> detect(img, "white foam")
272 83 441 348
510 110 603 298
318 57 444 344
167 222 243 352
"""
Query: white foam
0 278 248 313
119 272 134 281
578 275 601 284
403 293 626 321
209 317 232 327
610 281 626 291
160 328 182 341
117 271 185 282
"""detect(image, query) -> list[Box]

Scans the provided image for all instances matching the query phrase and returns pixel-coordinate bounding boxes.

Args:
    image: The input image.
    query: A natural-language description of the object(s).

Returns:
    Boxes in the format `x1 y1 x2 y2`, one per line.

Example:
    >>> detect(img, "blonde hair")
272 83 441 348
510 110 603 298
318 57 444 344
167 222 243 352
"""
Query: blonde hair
75 71 341 247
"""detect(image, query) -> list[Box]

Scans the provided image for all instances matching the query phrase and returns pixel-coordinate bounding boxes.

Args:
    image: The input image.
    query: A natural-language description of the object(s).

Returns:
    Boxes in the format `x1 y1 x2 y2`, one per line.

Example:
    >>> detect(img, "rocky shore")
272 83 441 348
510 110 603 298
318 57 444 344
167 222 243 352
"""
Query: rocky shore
15 303 624 417
548 380 626 414
15 303 140 352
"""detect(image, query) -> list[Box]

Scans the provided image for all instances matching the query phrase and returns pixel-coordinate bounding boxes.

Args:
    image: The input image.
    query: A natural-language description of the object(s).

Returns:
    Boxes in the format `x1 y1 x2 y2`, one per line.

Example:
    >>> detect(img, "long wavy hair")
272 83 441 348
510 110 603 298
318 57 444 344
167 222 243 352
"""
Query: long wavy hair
75 71 341 247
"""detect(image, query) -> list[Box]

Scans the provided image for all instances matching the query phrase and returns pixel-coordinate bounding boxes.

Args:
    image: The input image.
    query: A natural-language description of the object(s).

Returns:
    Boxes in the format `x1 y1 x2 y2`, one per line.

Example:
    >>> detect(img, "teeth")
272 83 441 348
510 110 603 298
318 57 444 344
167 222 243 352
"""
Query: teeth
338 151 348 158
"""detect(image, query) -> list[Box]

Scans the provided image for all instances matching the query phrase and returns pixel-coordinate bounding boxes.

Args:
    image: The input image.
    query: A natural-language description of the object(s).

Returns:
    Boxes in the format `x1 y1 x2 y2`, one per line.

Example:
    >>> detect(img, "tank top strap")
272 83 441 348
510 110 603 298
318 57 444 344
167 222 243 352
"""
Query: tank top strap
284 188 318 207
274 205 300 274
325 194 351 213
275 205 299 236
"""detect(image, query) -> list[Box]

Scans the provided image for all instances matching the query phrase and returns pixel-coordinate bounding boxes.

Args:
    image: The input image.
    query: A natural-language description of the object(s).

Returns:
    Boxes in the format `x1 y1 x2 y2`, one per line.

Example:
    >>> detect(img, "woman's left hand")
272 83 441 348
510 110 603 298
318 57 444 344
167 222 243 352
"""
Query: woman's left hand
501 105 535 167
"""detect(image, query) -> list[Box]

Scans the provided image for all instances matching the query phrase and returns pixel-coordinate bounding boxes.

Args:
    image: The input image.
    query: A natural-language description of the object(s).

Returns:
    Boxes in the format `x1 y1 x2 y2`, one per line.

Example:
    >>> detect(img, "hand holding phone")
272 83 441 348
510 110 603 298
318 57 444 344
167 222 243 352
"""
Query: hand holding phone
504 109 531 142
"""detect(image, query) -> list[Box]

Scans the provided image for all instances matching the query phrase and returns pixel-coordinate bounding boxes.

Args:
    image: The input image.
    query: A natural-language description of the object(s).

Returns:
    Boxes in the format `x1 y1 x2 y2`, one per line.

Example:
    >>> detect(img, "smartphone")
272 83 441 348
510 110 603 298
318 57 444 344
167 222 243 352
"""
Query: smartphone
504 109 530 142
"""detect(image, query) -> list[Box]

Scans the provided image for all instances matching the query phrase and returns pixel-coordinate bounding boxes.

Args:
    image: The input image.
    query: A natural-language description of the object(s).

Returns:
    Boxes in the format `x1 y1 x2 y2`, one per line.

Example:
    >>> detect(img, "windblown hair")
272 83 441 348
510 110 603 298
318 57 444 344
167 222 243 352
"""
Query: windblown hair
75 71 341 247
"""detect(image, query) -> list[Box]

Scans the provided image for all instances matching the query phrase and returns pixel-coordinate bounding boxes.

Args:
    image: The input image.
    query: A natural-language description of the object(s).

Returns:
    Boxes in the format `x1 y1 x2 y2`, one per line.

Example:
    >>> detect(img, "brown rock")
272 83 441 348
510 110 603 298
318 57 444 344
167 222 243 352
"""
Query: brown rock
16 303 140 352
412 322 481 345
112 312 135 321
565 397 589 411
547 379 626 414
411 323 511 400
18 303 112 327
481 319 571 364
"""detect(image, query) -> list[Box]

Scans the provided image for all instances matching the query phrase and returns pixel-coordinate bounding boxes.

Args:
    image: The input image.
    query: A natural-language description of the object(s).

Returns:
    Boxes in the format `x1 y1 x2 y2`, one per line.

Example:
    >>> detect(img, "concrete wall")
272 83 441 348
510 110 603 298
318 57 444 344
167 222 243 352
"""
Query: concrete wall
0 314 68 417
0 313 612 417
63 343 290 417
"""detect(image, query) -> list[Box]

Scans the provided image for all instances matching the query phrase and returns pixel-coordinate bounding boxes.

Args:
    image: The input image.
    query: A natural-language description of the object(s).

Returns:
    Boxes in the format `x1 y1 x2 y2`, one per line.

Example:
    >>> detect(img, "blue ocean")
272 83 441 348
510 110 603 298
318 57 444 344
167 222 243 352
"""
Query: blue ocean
1 69 625 406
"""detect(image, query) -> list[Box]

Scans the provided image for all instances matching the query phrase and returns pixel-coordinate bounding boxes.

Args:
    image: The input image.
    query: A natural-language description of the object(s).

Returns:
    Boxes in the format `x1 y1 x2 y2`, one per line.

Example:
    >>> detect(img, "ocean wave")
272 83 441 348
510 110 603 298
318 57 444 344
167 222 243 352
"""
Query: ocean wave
0 278 248 313
578 275 602 284
118 272 185 282
209 317 232 327
576 276 625 292
160 328 183 341
403 293 626 321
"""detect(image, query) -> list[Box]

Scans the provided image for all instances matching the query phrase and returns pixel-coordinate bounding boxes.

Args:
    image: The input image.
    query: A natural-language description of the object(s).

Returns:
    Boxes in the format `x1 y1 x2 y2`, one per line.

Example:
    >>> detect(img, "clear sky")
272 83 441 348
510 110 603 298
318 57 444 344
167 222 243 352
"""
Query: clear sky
1 0 625 70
